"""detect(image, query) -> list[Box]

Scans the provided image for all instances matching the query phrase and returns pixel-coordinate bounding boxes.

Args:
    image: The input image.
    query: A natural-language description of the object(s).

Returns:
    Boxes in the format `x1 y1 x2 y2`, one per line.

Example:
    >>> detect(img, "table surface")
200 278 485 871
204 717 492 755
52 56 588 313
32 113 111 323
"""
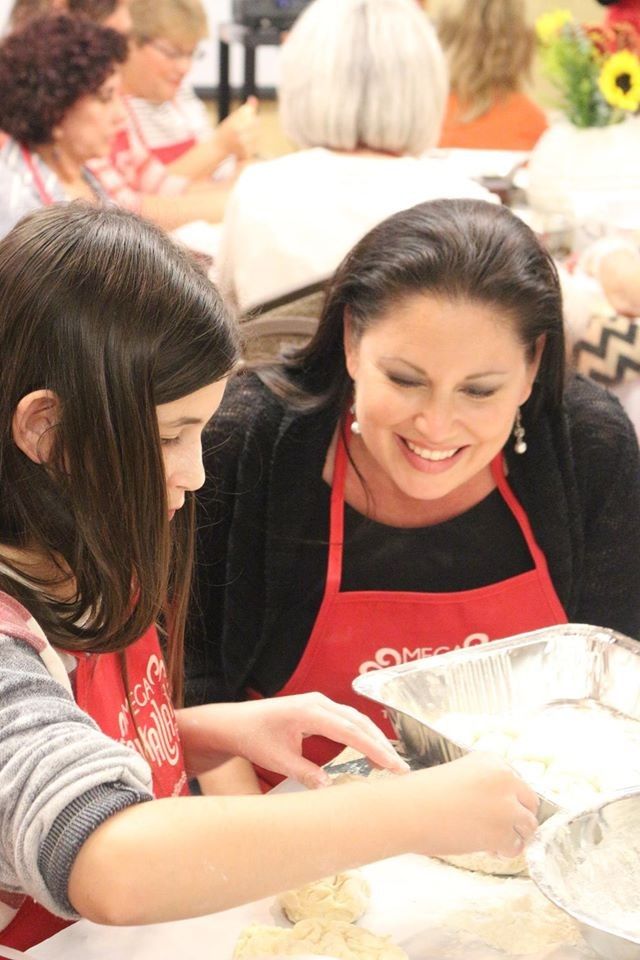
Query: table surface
28 756 601 960
30 852 598 960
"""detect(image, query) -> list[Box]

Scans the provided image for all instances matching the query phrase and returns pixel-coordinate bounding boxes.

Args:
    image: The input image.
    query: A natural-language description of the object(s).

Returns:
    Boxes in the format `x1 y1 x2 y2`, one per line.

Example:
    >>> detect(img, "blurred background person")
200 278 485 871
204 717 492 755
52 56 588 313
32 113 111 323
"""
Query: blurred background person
6 0 250 228
117 0 258 176
437 0 547 150
0 14 127 238
10 0 131 31
216 0 493 318
596 0 640 32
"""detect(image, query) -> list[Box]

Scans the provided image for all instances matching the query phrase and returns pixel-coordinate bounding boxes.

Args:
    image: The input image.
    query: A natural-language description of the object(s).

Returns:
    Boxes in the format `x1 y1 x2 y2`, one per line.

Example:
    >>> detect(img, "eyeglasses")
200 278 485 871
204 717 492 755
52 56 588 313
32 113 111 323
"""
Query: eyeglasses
146 38 206 62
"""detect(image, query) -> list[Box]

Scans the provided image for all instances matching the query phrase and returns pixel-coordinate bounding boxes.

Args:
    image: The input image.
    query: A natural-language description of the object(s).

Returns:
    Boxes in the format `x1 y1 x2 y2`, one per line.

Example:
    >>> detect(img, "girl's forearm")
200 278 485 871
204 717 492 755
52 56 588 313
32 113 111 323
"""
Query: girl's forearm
67 755 538 926
67 778 424 925
176 704 239 775
197 757 262 795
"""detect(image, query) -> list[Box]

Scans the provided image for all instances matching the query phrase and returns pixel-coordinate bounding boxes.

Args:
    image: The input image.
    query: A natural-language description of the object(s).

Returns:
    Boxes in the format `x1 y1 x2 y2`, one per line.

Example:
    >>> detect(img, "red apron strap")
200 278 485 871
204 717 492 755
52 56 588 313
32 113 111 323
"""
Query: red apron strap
324 422 349 595
19 146 54 206
490 453 550 568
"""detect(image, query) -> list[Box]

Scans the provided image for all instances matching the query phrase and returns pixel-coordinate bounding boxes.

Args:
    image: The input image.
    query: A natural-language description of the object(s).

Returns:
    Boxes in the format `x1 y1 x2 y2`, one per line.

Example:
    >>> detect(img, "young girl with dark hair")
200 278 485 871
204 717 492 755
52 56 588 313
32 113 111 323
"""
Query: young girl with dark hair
0 202 538 952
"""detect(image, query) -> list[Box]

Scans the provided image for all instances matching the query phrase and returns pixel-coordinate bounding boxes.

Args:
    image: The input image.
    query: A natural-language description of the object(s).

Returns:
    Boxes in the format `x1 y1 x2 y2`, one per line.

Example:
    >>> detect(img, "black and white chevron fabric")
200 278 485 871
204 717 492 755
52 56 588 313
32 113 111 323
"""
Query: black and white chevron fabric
573 312 640 387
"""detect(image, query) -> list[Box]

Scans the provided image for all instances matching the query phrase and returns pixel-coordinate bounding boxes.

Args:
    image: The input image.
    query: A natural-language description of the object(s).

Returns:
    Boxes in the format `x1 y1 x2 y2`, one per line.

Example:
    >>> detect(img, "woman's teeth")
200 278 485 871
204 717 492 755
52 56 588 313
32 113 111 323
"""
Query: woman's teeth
405 439 459 461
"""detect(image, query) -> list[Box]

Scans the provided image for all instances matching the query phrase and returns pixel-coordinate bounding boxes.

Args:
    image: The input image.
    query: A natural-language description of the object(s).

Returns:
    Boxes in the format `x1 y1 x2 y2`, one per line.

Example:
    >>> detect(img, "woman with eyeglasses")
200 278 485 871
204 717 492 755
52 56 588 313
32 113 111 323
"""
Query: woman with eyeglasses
105 0 258 184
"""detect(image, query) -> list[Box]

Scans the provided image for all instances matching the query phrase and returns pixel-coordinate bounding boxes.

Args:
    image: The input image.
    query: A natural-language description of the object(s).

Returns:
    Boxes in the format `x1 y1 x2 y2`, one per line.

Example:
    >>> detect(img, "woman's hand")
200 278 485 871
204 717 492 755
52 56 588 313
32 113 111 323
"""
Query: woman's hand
177 694 408 787
215 96 259 162
414 752 539 858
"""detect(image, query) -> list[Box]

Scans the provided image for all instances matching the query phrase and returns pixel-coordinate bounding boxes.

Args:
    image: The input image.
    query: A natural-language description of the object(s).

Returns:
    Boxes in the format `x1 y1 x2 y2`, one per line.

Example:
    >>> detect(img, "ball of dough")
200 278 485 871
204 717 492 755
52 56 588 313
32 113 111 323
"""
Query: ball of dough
234 919 408 959
233 924 291 957
438 850 528 876
277 872 370 923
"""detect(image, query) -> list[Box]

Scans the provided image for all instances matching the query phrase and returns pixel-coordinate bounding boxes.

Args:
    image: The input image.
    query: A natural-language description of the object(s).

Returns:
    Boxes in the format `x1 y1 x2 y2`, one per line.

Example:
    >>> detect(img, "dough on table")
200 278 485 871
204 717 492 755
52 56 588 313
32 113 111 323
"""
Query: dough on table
438 850 528 876
233 918 408 959
277 872 370 923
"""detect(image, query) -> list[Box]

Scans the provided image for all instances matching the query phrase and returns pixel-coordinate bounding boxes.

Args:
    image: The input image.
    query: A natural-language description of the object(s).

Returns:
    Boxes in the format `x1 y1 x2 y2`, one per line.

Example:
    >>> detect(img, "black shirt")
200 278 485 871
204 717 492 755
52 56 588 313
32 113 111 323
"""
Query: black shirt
252 486 532 694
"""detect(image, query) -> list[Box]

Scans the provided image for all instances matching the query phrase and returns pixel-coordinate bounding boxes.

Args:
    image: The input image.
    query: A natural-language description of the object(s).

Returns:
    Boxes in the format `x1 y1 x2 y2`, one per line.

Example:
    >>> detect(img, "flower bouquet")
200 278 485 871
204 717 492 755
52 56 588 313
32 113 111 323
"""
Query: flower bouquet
536 9 640 127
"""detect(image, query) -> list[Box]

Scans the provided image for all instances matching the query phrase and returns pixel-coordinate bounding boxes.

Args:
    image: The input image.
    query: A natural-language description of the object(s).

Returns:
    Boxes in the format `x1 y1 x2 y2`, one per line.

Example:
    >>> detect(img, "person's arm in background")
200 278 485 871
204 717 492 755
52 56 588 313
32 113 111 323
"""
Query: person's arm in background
167 98 259 182
580 236 640 317
596 247 640 317
139 184 230 228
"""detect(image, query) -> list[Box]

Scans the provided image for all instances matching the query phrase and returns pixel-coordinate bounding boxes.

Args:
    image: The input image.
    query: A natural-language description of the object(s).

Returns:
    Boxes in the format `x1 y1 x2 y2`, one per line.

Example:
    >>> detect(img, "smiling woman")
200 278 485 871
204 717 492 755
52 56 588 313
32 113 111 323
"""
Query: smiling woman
187 197 640 794
340 295 544 526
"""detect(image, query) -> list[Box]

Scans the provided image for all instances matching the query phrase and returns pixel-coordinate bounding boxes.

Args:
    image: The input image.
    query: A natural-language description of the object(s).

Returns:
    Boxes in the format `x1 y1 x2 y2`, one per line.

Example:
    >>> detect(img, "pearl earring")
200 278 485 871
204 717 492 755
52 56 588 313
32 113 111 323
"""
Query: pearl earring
513 408 527 454
350 402 361 435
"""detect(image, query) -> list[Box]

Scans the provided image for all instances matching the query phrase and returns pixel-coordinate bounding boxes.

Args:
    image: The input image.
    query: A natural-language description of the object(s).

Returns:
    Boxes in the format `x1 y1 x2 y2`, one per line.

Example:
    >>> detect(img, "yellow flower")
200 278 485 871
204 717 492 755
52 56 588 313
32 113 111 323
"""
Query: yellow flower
536 9 573 45
598 50 640 111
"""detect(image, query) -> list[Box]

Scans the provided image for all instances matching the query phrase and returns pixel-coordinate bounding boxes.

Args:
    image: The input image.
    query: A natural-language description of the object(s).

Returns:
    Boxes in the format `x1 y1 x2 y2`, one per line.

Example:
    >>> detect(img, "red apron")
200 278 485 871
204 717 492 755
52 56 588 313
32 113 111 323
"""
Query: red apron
257 428 567 788
123 98 197 166
20 146 55 206
20 146 101 208
1 624 188 953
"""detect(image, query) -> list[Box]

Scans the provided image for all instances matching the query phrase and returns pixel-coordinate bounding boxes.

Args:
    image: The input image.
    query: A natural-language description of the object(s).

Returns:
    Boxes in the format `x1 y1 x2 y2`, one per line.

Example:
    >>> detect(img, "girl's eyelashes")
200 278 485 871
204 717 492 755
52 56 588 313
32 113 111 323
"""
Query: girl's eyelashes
160 436 180 446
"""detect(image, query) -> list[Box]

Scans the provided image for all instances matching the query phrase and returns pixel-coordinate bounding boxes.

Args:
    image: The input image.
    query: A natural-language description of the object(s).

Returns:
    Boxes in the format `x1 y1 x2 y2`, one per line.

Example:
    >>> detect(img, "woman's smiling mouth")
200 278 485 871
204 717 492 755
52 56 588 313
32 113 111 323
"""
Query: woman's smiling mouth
398 435 467 473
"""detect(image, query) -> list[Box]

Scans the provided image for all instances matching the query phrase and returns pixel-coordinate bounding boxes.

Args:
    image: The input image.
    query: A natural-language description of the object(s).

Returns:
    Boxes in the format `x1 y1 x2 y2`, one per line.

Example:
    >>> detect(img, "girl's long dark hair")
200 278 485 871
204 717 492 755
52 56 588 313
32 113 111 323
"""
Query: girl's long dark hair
257 198 566 424
0 203 239 701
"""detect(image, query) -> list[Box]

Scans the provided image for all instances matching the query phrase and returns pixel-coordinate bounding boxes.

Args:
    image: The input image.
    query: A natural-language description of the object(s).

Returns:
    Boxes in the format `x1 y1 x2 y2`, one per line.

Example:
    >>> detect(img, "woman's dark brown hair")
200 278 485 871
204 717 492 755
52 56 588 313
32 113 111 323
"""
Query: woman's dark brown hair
68 0 122 18
0 203 239 700
11 0 121 27
257 198 566 424
0 14 127 147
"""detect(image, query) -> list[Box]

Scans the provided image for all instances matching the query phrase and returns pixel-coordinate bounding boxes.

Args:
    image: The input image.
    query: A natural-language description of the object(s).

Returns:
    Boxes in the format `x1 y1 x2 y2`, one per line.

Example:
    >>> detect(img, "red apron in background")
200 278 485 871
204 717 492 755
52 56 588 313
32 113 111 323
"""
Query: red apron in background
20 146 55 205
1 625 188 953
123 99 197 166
257 427 567 788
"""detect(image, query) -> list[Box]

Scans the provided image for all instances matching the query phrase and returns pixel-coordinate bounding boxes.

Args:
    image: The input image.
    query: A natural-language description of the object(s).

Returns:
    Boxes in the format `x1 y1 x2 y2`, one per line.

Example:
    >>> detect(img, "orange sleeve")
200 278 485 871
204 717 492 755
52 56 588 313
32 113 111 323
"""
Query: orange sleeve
438 92 548 151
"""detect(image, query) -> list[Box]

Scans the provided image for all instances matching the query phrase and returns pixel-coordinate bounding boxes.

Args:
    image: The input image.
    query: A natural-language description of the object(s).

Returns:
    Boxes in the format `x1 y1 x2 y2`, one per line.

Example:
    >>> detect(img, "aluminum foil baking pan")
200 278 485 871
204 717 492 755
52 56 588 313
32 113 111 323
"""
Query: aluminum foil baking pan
352 623 640 821
527 791 640 960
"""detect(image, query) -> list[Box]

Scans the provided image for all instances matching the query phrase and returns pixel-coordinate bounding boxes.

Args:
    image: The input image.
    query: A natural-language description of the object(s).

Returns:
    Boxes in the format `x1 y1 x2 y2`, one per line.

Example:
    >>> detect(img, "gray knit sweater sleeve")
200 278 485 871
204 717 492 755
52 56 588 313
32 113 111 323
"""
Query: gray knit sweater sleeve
0 634 153 919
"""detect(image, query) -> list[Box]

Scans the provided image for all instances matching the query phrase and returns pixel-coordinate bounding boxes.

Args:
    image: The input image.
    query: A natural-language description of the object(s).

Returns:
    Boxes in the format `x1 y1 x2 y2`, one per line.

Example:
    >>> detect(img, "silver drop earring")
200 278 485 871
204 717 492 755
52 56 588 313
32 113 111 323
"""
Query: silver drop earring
350 402 361 435
513 408 527 454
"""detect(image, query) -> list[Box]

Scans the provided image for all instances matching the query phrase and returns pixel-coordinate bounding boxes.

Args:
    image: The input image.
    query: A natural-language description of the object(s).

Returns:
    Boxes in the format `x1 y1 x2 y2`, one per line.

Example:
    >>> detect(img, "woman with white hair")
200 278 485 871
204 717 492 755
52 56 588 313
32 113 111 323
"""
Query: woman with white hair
216 0 492 316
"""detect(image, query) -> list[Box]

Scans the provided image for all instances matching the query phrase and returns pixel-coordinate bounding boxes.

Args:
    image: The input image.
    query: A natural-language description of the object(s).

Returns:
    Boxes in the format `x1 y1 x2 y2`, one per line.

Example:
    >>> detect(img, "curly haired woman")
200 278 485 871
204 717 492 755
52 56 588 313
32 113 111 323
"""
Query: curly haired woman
9 0 131 32
437 0 547 151
0 14 127 239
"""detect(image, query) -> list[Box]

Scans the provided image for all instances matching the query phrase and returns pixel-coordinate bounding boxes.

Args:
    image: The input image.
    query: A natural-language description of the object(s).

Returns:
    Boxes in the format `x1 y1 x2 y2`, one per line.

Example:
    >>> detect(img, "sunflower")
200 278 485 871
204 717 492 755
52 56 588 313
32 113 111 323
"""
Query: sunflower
598 49 640 111
535 9 573 46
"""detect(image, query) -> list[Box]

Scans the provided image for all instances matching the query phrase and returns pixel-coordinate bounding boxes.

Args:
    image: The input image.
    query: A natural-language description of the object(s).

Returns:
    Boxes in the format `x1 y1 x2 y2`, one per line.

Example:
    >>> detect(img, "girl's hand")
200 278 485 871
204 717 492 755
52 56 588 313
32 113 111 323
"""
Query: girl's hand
206 693 409 787
416 752 539 858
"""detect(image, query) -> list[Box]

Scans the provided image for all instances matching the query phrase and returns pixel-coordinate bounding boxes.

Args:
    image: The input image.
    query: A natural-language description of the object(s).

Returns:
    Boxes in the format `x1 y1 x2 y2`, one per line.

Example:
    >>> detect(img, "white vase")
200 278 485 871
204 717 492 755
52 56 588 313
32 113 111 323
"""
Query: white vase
526 118 640 230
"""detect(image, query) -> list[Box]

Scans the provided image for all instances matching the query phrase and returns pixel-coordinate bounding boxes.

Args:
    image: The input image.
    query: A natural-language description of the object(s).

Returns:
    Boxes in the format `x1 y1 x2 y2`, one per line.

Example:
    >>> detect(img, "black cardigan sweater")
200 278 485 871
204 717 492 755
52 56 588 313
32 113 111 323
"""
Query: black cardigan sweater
186 371 640 706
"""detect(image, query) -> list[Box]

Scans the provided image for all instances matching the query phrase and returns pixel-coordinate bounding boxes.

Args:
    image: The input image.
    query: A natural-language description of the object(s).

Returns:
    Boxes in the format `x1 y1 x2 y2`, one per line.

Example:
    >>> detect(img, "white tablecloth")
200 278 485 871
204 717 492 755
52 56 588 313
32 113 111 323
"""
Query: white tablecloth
30 851 598 960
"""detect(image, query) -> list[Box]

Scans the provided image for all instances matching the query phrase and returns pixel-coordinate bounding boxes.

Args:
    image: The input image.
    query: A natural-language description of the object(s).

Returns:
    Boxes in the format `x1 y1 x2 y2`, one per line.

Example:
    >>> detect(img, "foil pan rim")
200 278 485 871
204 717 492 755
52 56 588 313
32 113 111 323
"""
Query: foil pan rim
526 790 640 947
352 623 637 700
